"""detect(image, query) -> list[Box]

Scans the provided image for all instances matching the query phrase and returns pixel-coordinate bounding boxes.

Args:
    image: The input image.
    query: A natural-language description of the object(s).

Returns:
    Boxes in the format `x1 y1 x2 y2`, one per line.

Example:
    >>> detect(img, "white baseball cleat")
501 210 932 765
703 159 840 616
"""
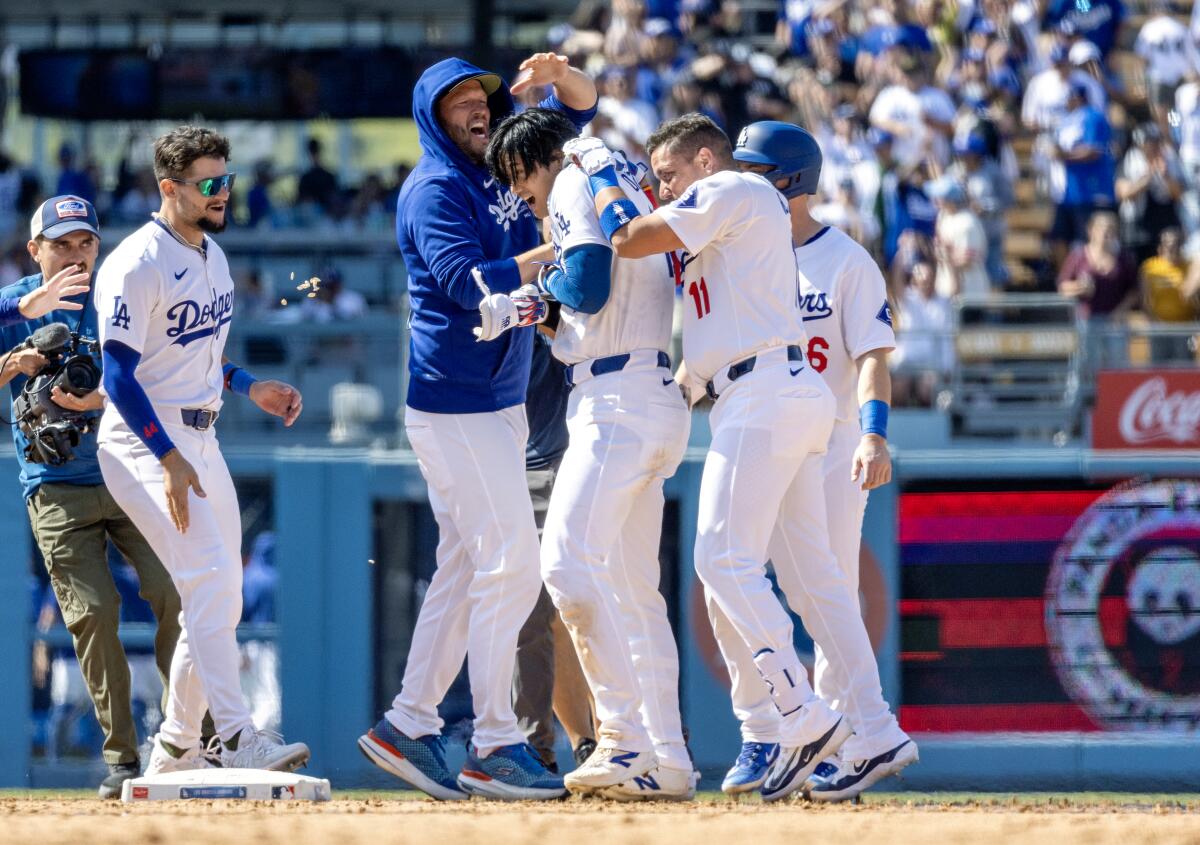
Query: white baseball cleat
805 738 919 802
219 728 311 771
564 747 656 794
144 735 219 776
760 716 852 803
597 765 699 802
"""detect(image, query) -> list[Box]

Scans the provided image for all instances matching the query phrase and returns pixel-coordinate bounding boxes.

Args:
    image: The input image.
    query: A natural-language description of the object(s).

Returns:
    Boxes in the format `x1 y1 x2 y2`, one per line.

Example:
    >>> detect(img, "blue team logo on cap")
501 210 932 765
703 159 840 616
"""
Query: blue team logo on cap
55 198 89 219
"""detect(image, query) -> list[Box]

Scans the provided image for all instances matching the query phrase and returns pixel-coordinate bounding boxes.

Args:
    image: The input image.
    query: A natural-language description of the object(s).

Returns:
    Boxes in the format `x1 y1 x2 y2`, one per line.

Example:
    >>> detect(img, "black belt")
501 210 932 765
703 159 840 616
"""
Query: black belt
181 408 219 430
565 350 671 388
705 345 804 402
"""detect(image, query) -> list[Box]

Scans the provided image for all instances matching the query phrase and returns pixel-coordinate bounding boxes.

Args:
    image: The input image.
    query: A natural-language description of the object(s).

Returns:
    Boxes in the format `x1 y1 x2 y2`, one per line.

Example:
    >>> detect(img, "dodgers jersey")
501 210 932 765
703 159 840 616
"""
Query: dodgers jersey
795 225 895 423
548 163 675 365
95 218 233 411
656 169 807 382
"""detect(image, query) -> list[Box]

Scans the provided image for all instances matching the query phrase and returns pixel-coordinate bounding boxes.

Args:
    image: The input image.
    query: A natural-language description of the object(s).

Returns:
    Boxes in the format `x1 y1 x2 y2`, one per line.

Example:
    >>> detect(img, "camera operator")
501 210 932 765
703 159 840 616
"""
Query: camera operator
0 196 185 799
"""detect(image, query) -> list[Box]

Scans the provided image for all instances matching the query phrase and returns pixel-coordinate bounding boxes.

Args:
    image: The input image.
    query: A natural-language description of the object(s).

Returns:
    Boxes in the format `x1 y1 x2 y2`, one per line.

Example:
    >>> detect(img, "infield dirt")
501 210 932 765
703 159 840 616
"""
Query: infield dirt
1 795 1198 845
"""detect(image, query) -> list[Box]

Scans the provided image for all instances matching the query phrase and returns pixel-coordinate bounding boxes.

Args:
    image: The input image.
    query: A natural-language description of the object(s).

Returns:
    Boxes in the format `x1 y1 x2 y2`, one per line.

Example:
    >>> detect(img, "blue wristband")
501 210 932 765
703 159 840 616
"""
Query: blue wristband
587 164 622 195
599 197 640 240
223 362 258 397
860 399 889 439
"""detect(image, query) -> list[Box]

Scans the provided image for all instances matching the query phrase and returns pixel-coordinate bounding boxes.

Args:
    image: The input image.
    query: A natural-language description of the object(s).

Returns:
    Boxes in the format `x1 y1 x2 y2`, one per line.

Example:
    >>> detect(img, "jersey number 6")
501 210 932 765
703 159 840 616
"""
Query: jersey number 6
807 336 828 373
687 278 711 319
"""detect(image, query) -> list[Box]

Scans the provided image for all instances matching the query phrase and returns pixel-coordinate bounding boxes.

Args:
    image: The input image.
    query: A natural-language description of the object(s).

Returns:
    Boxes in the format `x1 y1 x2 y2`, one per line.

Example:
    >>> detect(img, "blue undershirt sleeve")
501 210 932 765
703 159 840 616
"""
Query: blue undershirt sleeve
0 295 24 327
540 243 613 315
102 340 175 459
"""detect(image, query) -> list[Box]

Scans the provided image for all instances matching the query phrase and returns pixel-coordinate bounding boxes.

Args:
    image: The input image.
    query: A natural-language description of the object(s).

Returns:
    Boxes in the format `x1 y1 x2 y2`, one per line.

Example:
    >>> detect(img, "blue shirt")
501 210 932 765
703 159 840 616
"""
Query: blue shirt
0 274 102 499
525 331 568 471
399 58 596 415
1059 106 1116 206
1045 0 1124 57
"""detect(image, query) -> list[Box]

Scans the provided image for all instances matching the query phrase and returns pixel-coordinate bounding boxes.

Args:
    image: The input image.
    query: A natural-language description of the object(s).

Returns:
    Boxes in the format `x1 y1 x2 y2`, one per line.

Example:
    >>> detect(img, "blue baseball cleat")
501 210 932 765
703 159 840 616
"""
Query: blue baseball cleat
457 742 568 801
721 742 780 794
357 717 468 801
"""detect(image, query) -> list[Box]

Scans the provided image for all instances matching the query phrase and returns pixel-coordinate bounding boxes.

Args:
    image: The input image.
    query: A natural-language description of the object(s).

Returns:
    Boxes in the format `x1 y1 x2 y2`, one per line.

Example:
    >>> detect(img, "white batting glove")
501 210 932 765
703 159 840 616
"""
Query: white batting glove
563 138 627 178
474 285 548 342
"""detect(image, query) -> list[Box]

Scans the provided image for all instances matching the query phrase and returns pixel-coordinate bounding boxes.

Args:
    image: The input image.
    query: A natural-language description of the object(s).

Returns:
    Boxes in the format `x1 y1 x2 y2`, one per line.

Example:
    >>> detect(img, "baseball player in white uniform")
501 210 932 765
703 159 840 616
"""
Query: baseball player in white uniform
483 108 695 800
94 126 310 774
573 114 886 802
712 120 917 801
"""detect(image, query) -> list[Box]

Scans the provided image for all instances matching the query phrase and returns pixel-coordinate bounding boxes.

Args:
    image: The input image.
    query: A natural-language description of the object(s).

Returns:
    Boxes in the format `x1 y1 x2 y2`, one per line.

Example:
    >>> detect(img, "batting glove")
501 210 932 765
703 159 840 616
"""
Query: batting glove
473 285 548 342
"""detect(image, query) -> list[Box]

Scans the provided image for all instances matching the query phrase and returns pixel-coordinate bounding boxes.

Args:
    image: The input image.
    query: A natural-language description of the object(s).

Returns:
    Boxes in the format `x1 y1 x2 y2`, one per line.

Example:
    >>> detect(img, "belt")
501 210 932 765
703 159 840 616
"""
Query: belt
705 345 805 402
181 408 219 431
565 350 671 388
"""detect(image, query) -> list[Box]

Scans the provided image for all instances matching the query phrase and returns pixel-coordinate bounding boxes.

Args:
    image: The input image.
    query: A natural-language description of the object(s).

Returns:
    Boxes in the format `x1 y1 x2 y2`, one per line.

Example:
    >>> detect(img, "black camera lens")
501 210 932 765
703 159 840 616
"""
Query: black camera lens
56 356 101 396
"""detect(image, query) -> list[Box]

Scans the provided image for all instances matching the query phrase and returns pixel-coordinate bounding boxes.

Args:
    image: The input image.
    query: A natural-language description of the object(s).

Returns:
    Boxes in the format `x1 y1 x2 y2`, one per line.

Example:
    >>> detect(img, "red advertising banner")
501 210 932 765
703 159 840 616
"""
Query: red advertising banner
1093 370 1200 449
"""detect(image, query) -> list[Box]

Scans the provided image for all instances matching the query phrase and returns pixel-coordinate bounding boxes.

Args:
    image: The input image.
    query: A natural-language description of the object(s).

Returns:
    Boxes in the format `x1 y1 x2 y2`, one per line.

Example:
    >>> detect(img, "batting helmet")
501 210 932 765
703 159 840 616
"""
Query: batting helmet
732 121 822 198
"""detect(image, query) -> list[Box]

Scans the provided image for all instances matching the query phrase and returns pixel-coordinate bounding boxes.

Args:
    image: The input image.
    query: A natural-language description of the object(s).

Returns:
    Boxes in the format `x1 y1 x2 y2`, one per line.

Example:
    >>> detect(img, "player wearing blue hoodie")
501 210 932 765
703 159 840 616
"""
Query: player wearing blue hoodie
357 53 596 801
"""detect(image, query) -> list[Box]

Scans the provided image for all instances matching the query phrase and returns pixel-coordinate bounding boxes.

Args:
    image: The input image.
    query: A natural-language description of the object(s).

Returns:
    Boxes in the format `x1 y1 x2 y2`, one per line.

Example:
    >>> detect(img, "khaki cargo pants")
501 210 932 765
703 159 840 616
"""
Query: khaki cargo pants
27 482 183 765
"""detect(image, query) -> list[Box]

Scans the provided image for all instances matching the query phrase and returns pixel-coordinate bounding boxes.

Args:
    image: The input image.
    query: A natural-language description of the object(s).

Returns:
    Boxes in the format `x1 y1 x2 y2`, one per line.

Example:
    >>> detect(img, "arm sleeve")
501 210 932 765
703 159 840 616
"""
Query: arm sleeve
542 244 614 314
404 177 521 310
537 92 599 132
0 295 23 327
654 174 749 255
841 250 898 361
94 253 161 354
102 340 175 459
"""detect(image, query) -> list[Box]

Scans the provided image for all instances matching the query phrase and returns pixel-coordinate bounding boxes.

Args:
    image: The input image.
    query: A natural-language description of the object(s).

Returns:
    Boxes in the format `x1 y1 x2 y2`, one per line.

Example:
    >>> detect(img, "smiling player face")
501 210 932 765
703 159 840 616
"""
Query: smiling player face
438 80 492 165
503 154 564 219
172 156 232 234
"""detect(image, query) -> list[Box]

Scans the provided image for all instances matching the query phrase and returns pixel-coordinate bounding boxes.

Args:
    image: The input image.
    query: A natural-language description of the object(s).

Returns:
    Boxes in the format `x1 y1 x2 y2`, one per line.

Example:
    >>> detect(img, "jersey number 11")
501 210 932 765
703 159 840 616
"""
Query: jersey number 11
688 278 711 319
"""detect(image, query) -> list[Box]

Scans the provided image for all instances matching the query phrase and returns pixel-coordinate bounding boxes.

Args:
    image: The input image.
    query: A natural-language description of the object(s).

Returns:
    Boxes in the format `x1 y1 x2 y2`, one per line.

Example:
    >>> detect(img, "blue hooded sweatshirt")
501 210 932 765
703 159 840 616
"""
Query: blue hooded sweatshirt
400 58 596 414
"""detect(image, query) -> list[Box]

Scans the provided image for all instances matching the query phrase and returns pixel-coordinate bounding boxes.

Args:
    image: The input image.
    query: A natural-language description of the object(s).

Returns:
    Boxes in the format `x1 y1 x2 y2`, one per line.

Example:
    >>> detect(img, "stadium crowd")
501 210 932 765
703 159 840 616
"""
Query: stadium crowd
0 0 1197 406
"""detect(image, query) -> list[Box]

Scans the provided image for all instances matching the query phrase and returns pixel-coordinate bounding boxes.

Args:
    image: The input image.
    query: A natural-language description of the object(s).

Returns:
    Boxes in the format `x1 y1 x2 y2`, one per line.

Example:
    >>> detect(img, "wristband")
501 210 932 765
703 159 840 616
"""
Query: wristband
859 399 889 439
223 362 258 397
599 197 640 240
587 164 622 195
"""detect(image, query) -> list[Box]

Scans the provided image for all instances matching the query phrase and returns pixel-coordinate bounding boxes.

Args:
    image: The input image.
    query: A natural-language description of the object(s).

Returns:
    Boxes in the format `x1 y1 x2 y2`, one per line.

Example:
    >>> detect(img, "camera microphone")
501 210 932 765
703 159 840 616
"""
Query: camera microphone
21 322 71 354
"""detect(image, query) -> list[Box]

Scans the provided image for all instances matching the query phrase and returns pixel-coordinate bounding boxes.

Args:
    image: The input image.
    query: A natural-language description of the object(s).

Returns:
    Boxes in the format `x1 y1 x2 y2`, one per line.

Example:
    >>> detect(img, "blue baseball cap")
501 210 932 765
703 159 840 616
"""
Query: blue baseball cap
30 195 100 240
925 175 966 204
954 133 988 156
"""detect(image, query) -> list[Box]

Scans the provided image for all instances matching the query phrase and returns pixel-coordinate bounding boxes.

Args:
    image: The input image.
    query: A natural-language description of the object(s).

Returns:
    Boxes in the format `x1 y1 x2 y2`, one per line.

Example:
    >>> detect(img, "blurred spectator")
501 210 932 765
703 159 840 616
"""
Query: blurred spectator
348 172 391 231
819 104 880 215
595 66 660 161
297 137 339 216
1135 0 1190 133
1058 210 1138 365
860 0 934 57
812 175 880 249
302 269 367 322
928 175 990 298
1175 76 1200 245
113 169 158 224
869 50 956 169
1139 227 1197 361
1069 39 1125 107
1116 123 1184 264
876 132 938 267
247 161 276 229
54 143 96 205
1043 0 1125 59
948 132 1013 286
892 258 953 406
605 0 649 64
636 18 692 109
1049 81 1116 263
777 0 815 58
1022 43 1104 192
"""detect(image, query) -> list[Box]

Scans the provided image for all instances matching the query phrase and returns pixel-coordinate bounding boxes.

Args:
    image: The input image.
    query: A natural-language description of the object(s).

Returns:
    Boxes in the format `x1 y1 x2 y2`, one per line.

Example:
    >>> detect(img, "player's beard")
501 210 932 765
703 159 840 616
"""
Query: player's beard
197 212 228 234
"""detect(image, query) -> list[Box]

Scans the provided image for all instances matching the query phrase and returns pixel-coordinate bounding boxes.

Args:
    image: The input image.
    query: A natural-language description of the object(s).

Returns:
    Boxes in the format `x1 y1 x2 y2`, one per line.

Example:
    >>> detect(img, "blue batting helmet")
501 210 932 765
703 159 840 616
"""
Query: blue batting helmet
732 120 823 198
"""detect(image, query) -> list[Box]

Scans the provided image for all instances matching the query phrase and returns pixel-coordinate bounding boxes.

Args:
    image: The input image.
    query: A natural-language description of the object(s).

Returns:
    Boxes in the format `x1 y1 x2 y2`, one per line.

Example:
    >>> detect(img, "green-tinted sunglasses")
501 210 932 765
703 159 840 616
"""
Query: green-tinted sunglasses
169 172 237 197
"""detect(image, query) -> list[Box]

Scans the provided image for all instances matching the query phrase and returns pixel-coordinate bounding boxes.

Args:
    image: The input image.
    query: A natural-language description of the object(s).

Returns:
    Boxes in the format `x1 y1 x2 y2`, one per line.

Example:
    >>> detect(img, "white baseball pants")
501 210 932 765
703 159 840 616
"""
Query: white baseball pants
385 405 542 753
694 351 845 746
541 360 690 769
707 420 907 758
97 410 254 748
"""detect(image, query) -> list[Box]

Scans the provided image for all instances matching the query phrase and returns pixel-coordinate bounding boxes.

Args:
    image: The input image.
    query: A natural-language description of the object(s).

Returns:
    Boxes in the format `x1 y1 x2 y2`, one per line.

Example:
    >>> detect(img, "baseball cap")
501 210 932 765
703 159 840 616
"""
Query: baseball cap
644 17 680 39
446 73 503 99
954 133 988 156
925 175 966 204
1069 40 1101 66
30 195 100 241
970 17 997 36
867 128 894 147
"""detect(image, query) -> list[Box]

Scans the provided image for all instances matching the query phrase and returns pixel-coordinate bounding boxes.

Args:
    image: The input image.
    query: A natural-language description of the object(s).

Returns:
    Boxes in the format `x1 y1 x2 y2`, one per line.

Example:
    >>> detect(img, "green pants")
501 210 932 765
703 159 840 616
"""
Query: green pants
27 482 183 765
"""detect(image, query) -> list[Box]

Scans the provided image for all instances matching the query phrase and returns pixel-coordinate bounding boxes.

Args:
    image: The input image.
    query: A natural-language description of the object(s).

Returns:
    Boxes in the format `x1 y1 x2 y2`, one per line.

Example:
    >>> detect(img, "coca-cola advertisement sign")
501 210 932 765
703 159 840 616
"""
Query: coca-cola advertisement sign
1093 370 1200 449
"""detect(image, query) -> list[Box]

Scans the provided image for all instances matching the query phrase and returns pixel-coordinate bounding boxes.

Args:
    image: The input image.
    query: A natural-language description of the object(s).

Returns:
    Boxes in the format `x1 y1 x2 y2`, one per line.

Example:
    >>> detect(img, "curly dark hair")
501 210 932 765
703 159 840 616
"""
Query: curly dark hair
153 125 232 181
